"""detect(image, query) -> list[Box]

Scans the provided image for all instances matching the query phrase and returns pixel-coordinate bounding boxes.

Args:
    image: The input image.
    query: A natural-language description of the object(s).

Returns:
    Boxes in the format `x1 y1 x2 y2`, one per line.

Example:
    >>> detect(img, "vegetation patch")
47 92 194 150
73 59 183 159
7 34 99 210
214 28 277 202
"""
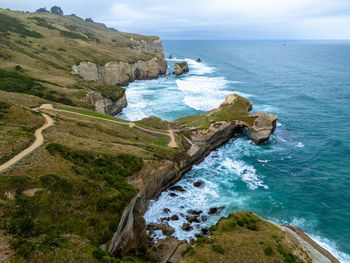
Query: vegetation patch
0 69 74 105
0 13 43 38
181 211 308 263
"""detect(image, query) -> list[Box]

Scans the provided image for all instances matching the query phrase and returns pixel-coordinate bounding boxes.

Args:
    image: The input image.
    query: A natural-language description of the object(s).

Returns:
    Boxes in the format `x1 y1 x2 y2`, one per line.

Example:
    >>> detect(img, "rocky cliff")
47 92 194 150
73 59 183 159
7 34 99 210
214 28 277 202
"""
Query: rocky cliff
106 94 278 256
86 91 127 115
72 39 167 87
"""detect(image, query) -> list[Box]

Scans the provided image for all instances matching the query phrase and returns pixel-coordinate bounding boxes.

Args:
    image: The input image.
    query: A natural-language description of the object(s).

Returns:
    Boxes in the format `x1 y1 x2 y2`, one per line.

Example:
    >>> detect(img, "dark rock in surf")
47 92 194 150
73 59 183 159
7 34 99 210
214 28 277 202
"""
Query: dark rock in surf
193 181 203 187
170 214 179 221
182 223 193 231
169 185 185 192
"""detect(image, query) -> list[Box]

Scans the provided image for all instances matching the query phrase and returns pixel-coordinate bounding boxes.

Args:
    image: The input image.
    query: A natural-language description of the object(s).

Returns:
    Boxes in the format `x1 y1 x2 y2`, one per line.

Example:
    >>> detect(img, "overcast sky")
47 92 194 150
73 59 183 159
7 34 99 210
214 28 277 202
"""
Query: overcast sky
2 0 350 39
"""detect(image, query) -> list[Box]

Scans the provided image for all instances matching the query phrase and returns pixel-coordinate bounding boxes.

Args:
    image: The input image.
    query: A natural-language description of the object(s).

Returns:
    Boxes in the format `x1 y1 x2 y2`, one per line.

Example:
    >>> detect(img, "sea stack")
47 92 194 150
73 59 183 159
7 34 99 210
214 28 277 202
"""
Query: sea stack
174 62 189 75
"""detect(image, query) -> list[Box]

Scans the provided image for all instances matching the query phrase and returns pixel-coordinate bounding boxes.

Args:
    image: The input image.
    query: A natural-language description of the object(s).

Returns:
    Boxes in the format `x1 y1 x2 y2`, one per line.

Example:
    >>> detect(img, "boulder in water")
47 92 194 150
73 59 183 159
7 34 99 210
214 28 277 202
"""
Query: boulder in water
169 54 173 59
193 181 203 187
174 62 189 75
169 185 185 192
182 223 193 231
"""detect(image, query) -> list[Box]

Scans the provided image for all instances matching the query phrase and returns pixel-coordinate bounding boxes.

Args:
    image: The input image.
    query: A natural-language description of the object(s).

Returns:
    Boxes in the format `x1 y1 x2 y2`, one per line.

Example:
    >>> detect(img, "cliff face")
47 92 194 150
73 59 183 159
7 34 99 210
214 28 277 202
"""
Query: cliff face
86 92 127 115
107 94 278 256
72 39 168 87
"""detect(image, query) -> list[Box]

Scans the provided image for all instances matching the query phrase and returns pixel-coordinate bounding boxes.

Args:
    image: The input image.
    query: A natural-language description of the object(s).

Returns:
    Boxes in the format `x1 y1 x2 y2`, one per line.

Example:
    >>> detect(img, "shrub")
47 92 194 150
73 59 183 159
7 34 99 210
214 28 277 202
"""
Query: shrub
264 245 274 256
237 219 244 227
36 8 49 13
277 246 297 263
246 223 258 231
212 244 225 255
40 174 72 192
8 217 36 238
9 237 34 258
15 65 22 71
181 246 193 256
209 224 218 232
60 30 87 40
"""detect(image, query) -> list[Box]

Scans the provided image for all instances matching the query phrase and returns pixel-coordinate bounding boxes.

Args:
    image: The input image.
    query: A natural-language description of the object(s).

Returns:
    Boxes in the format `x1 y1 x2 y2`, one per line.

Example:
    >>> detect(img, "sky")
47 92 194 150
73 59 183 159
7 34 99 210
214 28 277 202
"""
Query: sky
2 0 350 39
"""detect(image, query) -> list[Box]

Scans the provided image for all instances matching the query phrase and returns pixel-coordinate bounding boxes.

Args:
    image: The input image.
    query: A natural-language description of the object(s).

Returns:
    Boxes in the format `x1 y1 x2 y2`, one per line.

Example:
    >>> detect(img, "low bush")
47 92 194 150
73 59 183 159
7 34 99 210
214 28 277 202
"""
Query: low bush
181 245 193 256
264 245 274 256
40 174 72 192
211 244 225 255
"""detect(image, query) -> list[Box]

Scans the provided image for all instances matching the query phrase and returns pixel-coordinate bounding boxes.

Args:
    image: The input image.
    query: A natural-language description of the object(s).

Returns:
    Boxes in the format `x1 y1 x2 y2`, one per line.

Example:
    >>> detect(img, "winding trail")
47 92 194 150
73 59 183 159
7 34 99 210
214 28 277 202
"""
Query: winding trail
40 104 178 148
0 112 54 173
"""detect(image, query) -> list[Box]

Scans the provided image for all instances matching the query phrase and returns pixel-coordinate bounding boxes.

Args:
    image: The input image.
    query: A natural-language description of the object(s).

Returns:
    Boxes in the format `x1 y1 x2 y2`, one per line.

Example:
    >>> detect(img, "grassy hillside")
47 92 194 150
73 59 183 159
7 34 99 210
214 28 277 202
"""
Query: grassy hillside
0 9 161 110
0 94 186 262
181 212 311 263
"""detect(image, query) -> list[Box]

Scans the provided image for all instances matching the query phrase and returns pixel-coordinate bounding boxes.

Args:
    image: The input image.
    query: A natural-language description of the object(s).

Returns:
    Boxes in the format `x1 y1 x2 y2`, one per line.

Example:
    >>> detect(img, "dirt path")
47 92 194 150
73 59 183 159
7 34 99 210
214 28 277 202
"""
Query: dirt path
0 113 54 173
40 104 178 148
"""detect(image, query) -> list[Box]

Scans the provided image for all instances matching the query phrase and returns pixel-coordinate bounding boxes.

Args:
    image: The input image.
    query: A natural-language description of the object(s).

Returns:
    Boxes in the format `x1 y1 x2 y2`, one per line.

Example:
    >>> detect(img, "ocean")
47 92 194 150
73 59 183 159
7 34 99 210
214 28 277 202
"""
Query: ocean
118 40 350 262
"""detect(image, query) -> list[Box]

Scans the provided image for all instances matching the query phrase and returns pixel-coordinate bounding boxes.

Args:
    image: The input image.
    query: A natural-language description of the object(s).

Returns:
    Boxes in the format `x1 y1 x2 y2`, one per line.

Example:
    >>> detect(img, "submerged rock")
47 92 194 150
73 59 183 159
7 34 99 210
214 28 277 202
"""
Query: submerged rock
193 181 203 187
163 208 171 214
182 223 193 231
201 228 209 235
170 214 179 221
187 209 203 216
169 192 178 197
196 58 201 62
186 216 200 223
169 185 185 192
174 62 189 75
149 223 174 236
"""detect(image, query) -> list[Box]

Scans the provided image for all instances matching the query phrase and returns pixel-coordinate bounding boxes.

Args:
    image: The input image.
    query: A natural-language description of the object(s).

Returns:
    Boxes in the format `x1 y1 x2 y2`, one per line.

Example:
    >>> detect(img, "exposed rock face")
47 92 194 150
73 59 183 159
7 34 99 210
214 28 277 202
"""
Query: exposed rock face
72 38 167 86
107 94 278 257
72 57 167 87
86 91 127 115
146 237 186 263
249 111 278 144
174 62 189 75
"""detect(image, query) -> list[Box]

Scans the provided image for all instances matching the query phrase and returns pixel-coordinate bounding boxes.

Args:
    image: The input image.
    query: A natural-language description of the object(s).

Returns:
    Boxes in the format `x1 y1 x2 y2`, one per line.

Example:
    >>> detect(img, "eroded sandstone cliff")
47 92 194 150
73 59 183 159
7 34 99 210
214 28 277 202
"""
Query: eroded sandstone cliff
72 39 168 87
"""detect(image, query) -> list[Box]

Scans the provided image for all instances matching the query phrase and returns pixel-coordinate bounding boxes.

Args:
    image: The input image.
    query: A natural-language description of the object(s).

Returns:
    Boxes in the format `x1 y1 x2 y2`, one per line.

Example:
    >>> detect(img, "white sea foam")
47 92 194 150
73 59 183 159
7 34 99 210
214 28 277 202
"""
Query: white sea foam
177 76 231 111
221 158 268 190
185 58 214 75
309 234 350 263
296 142 304 148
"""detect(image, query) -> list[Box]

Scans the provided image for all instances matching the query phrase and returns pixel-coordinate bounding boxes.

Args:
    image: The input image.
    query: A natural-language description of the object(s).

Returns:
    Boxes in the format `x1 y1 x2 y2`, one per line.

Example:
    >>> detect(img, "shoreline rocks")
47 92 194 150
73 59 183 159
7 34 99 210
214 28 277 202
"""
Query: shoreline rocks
173 62 189 75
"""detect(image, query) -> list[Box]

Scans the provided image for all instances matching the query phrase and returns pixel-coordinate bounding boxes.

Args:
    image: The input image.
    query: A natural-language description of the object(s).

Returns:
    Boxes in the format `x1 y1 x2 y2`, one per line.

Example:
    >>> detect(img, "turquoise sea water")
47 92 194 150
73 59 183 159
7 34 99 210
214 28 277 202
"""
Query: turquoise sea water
119 40 350 262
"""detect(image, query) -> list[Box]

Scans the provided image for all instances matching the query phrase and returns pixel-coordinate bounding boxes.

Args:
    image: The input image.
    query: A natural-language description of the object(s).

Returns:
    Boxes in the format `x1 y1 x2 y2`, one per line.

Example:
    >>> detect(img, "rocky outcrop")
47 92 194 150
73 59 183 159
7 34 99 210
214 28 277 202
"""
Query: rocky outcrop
86 91 127 115
72 38 167 86
72 57 167 87
107 94 278 257
146 237 186 263
174 62 189 75
249 111 278 144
